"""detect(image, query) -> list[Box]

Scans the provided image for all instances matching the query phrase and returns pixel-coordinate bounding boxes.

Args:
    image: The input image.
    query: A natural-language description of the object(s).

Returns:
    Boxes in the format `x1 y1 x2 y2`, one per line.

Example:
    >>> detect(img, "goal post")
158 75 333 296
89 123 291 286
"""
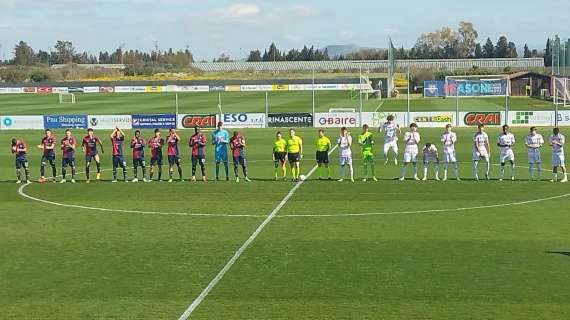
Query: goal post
59 93 76 104
552 77 570 108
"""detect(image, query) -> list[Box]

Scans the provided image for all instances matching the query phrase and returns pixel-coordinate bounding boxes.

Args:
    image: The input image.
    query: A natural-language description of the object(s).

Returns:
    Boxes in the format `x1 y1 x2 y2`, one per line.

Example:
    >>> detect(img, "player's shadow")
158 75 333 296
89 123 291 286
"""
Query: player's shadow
545 251 570 257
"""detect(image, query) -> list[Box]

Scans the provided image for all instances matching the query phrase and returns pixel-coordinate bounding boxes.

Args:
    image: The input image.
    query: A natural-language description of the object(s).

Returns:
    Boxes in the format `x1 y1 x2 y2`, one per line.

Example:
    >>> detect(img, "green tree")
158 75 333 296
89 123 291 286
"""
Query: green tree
544 38 552 67
13 41 35 66
495 36 509 58
474 43 483 58
483 37 494 58
523 43 531 58
53 40 75 64
507 42 518 58
247 50 262 62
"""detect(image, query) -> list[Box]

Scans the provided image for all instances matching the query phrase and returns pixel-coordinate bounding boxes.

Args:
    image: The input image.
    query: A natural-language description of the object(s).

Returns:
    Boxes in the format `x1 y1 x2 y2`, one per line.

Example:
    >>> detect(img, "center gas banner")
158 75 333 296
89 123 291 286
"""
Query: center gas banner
409 112 455 128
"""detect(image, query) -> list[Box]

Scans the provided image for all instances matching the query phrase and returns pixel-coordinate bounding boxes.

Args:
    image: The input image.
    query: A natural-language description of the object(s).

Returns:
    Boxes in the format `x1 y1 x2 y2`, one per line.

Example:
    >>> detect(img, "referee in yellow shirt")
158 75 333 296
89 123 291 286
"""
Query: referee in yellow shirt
286 128 303 181
272 131 288 180
315 129 332 180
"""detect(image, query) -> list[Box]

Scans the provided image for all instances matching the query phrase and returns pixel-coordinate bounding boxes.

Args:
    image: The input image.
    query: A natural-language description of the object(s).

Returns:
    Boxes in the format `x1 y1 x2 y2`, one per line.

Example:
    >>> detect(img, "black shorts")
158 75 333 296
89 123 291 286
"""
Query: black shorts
151 156 163 166
168 155 181 166
274 152 286 163
233 156 246 166
133 158 146 167
316 151 329 164
192 155 205 167
62 157 75 167
288 152 300 163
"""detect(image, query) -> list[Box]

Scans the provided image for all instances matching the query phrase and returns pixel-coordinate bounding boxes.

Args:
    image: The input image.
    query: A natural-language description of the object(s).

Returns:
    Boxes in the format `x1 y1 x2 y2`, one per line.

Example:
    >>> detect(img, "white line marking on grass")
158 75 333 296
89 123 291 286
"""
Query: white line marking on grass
374 101 385 112
17 183 265 218
279 192 570 218
177 145 338 320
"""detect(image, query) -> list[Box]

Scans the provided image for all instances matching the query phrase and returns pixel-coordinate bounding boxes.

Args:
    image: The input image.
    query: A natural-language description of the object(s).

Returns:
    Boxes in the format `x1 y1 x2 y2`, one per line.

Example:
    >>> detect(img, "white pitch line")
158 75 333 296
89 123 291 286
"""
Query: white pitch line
177 145 338 320
281 192 570 218
17 183 265 218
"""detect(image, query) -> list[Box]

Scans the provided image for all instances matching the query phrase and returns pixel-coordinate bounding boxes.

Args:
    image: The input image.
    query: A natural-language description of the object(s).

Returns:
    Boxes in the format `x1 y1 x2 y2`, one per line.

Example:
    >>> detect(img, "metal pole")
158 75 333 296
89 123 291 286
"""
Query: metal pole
218 92 223 117
312 68 316 127
504 79 509 125
407 67 411 126
456 81 459 127
359 64 363 126
265 91 269 128
175 93 179 117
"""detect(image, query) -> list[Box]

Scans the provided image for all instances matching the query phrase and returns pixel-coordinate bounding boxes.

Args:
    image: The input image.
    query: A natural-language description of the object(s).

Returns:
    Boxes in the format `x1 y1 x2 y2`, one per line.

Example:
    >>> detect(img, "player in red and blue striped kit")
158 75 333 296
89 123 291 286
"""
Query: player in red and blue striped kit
110 127 128 182
148 129 164 182
230 131 251 182
11 138 30 184
82 128 104 183
60 129 77 183
167 128 183 182
130 130 148 183
37 129 57 183
189 126 207 182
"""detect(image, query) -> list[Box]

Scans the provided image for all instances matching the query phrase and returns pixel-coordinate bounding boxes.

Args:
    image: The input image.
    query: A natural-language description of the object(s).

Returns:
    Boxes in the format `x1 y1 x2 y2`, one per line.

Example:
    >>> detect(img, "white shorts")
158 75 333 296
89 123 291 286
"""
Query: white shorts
384 141 398 155
403 148 418 163
552 153 565 167
499 150 515 163
527 152 541 164
339 156 353 166
443 152 456 164
472 150 489 161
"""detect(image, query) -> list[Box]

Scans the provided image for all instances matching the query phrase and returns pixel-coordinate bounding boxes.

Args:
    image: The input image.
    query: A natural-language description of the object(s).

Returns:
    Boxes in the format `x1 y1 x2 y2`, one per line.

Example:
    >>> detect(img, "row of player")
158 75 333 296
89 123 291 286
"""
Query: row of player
9 119 568 184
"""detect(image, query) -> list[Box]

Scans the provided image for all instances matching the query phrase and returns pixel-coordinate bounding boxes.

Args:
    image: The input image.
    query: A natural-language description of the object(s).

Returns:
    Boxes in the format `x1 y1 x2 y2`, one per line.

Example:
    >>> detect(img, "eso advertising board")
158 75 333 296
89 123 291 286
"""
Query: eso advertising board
217 113 266 128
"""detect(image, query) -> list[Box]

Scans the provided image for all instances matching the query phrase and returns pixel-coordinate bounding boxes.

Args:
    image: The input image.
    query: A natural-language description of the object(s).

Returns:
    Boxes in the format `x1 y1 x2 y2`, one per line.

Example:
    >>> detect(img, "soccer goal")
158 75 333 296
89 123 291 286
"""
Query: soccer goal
59 93 76 104
553 77 570 108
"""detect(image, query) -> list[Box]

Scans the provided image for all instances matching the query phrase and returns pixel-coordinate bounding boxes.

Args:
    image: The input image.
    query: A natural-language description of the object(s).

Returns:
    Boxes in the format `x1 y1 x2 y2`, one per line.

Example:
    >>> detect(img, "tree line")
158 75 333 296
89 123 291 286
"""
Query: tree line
1 21 554 69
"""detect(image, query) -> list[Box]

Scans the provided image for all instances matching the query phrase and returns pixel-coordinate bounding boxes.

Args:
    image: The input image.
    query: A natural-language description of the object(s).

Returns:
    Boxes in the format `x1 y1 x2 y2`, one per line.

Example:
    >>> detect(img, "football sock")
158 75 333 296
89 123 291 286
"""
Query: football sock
370 162 376 177
473 161 479 178
96 161 101 173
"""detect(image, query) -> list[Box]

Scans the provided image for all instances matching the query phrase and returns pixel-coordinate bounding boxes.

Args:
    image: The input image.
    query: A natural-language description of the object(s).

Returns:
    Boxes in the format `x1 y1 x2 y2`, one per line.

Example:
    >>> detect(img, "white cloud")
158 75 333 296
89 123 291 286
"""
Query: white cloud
215 3 261 19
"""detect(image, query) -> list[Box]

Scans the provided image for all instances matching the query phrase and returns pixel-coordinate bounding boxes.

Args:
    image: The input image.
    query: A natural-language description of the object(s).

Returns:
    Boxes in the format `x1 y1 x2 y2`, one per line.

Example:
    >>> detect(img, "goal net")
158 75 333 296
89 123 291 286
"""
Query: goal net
59 93 76 104
553 77 570 107
444 75 509 98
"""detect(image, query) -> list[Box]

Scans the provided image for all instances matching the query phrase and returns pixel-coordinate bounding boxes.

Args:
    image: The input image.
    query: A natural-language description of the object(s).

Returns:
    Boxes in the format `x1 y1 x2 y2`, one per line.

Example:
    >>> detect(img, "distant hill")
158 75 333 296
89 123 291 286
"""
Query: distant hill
323 44 385 58
323 44 360 58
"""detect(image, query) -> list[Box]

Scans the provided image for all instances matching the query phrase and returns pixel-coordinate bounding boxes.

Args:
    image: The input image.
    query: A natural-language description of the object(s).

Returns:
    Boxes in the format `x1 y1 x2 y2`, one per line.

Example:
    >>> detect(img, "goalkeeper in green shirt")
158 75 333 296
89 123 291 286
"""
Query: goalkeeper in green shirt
358 124 378 181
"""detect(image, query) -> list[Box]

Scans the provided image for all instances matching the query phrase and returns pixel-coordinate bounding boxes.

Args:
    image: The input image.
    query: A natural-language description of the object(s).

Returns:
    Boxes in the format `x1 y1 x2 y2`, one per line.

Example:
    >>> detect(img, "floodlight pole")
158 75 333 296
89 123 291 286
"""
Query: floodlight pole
504 79 509 125
175 93 179 117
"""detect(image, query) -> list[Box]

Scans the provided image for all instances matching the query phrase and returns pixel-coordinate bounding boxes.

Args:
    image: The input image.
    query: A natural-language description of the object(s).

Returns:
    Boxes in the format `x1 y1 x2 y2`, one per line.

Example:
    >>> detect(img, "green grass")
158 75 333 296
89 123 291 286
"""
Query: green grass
0 92 557 115
1 127 570 319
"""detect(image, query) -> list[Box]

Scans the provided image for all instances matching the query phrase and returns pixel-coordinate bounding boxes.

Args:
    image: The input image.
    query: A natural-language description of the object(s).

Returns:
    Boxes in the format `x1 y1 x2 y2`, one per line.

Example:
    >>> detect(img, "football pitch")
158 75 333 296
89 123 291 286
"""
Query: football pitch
0 91 557 115
1 126 570 319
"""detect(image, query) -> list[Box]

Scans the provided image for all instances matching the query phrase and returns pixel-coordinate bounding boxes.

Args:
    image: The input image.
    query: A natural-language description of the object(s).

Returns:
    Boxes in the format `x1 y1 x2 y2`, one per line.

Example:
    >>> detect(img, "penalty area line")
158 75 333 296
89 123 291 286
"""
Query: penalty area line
176 145 338 320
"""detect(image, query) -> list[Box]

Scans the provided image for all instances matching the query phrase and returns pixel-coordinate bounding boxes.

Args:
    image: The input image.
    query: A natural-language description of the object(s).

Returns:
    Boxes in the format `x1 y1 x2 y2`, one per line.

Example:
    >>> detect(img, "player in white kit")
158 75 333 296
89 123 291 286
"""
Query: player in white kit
549 127 568 183
472 124 491 181
441 124 460 181
379 115 400 165
337 127 354 182
399 123 420 181
496 124 516 181
524 126 544 181
421 143 439 181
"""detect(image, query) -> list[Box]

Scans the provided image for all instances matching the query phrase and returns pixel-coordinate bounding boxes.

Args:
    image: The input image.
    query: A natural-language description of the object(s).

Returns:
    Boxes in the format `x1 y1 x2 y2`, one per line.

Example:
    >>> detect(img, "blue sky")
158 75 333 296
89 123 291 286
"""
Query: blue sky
0 0 568 60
